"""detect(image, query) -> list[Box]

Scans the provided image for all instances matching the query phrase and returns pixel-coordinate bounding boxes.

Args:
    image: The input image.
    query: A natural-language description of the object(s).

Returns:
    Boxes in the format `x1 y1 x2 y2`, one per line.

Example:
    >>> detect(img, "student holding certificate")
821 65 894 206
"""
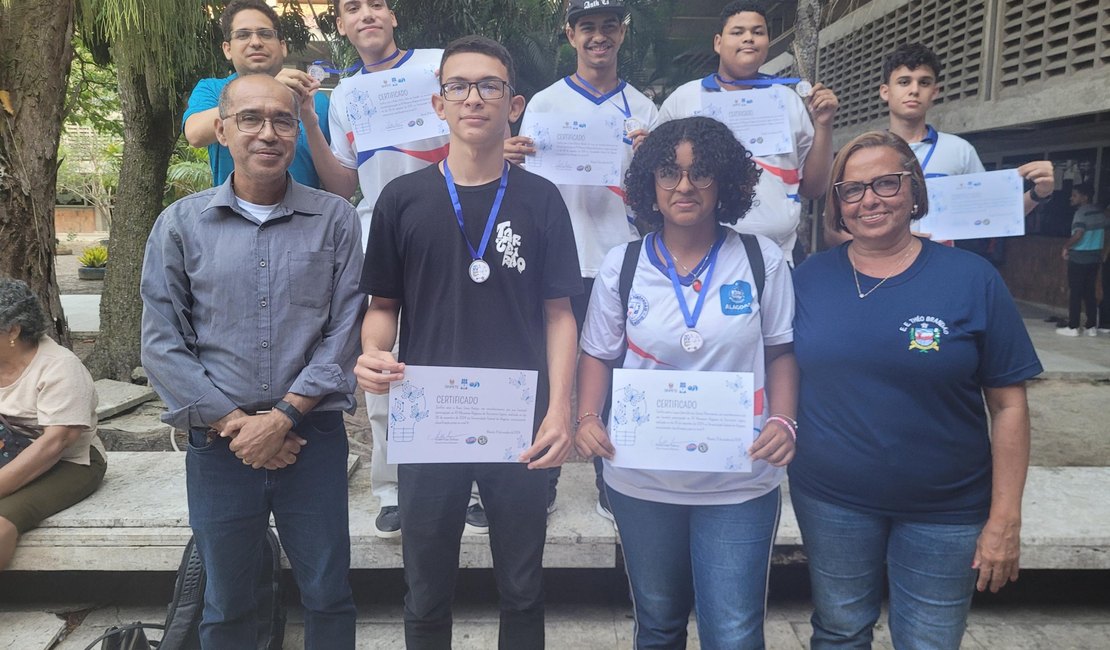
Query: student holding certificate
791 131 1042 649
576 117 798 649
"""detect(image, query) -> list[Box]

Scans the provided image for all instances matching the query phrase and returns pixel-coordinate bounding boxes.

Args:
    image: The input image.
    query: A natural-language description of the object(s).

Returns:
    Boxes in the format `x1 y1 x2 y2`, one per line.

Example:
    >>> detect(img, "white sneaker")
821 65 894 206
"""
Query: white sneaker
1056 327 1080 337
1086 328 1099 337
1098 328 1110 335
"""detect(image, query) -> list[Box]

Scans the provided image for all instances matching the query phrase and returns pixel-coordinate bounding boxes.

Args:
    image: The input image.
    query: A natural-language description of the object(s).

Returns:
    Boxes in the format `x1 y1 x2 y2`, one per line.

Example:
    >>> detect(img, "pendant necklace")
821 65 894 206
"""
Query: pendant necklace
850 240 917 299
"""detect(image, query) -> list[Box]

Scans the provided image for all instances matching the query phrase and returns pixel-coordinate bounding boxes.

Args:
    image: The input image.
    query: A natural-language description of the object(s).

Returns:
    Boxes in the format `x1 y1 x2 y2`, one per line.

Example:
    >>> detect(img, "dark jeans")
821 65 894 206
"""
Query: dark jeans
186 411 355 649
1100 262 1110 328
1067 261 1100 329
399 462 548 649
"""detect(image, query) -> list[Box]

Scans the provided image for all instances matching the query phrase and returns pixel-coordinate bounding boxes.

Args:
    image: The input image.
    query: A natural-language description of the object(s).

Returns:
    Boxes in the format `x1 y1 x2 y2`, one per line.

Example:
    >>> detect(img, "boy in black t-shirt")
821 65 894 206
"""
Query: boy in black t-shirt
355 36 582 649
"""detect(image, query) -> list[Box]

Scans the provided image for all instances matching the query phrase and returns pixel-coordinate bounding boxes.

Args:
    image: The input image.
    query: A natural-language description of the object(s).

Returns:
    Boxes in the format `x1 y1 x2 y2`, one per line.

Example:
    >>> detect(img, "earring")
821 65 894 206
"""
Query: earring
652 202 659 212
8 339 14 347
911 203 918 216
717 200 723 210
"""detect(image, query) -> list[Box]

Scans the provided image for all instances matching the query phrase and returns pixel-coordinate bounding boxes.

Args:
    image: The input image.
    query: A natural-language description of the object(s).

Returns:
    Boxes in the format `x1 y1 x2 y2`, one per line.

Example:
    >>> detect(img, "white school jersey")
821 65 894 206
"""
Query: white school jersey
520 79 659 277
329 49 451 251
910 125 986 178
658 76 814 259
580 230 794 506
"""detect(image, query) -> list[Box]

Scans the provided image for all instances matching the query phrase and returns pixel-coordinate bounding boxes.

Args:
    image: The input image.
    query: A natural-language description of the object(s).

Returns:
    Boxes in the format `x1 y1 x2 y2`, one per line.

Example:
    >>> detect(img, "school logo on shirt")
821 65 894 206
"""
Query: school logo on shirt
627 292 649 325
900 315 949 353
495 221 527 273
719 281 754 315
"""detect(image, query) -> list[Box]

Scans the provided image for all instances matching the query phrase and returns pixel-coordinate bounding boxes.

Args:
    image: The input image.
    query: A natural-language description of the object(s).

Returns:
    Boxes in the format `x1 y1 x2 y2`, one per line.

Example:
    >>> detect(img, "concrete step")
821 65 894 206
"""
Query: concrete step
11 453 1110 571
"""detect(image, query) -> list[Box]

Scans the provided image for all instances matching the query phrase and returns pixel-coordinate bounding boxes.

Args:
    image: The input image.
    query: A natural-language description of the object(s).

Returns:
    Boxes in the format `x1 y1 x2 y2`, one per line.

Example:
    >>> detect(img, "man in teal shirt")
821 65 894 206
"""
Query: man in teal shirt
1060 183 1106 336
182 0 329 186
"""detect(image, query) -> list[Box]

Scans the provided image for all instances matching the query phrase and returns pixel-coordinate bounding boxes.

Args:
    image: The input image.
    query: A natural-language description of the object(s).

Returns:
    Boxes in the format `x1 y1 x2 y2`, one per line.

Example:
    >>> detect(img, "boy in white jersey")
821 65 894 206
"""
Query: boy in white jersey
657 0 839 264
504 0 657 521
826 42 1056 247
306 0 453 539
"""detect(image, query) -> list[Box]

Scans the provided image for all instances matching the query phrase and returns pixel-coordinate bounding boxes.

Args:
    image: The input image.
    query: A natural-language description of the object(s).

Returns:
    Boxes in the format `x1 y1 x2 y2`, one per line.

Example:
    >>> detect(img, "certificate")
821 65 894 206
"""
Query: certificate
917 169 1025 241
342 65 448 152
699 87 793 157
521 112 625 187
609 368 755 473
387 365 537 464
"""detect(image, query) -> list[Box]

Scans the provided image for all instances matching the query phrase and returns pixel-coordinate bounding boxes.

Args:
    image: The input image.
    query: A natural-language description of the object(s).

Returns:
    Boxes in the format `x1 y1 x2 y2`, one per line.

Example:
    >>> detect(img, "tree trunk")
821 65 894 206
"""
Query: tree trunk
82 46 178 380
0 0 75 346
792 0 821 83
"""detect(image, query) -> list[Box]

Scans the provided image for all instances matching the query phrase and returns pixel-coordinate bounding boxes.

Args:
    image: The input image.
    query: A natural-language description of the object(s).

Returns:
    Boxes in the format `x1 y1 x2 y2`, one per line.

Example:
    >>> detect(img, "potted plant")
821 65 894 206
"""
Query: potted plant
77 245 108 280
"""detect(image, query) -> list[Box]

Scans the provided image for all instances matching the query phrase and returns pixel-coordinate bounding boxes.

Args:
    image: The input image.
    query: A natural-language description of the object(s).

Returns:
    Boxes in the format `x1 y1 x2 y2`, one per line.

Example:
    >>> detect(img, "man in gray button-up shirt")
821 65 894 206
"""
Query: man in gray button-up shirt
141 74 362 648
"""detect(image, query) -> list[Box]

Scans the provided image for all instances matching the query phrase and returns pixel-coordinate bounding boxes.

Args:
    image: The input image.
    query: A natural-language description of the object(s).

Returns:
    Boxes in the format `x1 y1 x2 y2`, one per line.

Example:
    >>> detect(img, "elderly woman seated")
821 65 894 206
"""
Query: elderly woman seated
0 278 106 570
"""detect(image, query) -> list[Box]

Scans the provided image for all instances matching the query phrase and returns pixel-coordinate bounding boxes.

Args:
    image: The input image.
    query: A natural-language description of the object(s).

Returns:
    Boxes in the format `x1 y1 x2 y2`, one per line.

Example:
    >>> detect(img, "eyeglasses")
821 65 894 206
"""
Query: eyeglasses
833 172 911 203
440 80 512 102
225 112 300 137
654 168 714 191
229 28 280 42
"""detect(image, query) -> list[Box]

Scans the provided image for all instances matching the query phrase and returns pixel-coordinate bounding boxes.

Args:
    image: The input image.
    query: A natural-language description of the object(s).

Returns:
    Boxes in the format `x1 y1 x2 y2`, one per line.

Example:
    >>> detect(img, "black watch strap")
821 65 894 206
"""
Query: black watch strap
273 399 304 428
1029 187 1051 203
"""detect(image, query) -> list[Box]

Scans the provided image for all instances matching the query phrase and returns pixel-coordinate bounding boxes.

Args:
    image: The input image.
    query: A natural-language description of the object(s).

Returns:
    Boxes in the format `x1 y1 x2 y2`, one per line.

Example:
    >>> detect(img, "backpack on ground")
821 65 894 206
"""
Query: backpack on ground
83 529 285 650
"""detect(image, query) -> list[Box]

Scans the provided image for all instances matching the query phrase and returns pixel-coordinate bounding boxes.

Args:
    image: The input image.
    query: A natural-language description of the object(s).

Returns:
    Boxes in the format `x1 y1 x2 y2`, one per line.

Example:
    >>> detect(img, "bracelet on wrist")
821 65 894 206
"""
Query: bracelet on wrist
575 412 601 428
1028 187 1051 203
765 414 797 442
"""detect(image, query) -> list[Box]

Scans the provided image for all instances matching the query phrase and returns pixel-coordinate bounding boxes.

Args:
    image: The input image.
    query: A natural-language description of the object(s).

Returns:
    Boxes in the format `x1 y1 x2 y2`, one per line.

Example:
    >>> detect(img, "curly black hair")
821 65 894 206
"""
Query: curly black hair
624 116 761 228
882 42 943 85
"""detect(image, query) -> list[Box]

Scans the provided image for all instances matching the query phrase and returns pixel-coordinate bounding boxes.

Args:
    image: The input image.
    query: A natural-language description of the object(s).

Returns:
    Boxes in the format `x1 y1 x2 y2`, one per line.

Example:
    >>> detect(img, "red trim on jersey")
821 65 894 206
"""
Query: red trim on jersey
754 388 765 416
755 160 801 185
396 143 450 163
626 338 675 368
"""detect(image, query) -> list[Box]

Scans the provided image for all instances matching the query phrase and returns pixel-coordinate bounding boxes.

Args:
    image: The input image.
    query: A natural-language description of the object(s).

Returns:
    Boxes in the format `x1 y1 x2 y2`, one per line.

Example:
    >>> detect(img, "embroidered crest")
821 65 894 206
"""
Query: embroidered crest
908 326 941 352
627 292 649 325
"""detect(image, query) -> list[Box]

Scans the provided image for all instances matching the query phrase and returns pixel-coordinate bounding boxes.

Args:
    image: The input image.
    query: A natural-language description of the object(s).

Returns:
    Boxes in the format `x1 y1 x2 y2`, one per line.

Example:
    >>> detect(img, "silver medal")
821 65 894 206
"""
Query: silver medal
795 80 813 98
468 259 491 284
307 64 328 82
624 118 645 137
680 330 704 353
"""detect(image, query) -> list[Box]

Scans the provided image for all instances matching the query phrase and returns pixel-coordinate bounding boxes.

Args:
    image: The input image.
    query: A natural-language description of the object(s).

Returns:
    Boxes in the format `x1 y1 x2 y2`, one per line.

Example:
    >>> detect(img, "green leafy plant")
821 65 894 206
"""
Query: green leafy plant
78 245 109 268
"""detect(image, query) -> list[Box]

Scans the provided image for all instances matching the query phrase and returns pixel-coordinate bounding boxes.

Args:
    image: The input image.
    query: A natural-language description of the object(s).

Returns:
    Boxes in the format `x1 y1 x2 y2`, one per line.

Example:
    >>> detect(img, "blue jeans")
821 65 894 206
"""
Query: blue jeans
791 489 983 650
607 486 781 650
186 411 356 649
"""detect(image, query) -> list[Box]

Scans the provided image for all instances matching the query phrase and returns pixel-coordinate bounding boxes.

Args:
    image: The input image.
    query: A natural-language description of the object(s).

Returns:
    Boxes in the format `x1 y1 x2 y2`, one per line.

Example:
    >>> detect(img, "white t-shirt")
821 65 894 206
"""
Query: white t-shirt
658 76 814 258
580 230 794 505
520 78 659 277
329 49 450 252
911 125 986 178
235 198 279 223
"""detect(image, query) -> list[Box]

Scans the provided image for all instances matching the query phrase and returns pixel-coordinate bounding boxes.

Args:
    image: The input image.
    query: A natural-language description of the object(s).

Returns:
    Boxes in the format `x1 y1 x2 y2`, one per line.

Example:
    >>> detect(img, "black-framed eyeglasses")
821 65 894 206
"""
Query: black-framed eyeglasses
654 168 714 191
833 171 911 203
230 28 280 42
225 112 299 137
440 80 512 102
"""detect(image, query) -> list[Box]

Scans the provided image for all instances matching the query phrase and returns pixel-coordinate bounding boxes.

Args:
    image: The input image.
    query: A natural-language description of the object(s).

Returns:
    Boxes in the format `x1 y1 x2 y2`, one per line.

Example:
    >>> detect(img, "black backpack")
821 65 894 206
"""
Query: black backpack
83 530 285 650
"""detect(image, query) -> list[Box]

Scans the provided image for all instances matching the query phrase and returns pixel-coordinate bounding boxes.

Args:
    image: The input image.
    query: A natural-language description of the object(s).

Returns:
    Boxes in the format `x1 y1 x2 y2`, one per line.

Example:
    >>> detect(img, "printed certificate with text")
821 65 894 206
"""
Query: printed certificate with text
609 368 755 473
917 169 1025 241
387 365 537 464
521 112 625 187
344 65 448 152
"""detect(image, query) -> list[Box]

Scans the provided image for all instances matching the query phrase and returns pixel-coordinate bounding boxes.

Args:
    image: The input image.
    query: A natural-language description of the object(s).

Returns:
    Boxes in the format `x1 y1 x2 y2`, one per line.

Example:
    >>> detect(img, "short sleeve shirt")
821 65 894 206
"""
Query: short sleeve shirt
360 164 583 431
911 125 986 178
580 231 794 505
1070 204 1107 264
657 76 814 258
181 74 331 188
520 78 659 277
328 49 451 252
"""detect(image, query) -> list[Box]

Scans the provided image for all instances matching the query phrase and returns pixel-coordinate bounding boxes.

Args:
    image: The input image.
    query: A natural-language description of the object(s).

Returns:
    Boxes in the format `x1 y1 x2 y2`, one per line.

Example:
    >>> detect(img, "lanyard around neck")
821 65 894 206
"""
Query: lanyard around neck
444 161 510 262
714 73 801 88
572 74 631 118
655 230 725 330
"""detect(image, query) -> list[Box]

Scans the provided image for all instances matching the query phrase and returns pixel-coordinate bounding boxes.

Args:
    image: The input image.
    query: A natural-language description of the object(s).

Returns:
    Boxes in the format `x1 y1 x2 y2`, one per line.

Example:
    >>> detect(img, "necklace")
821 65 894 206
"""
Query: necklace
850 240 917 299
664 238 715 293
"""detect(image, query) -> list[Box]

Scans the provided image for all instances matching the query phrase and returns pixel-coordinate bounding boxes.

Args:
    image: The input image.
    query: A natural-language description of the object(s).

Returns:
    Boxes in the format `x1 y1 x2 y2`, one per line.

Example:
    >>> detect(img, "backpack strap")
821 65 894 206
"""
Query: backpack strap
738 233 765 303
619 238 643 321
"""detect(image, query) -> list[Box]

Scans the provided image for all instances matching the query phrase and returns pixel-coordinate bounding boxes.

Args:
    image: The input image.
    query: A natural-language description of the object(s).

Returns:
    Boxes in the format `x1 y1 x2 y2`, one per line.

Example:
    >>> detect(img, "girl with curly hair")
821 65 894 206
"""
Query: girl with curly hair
575 116 798 648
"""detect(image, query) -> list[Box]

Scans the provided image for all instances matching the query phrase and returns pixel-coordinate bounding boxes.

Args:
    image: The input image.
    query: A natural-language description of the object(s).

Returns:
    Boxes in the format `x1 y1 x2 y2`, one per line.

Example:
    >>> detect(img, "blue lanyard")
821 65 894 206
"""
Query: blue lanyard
313 48 401 76
918 125 939 172
714 74 801 88
444 161 510 262
572 74 631 118
655 230 725 330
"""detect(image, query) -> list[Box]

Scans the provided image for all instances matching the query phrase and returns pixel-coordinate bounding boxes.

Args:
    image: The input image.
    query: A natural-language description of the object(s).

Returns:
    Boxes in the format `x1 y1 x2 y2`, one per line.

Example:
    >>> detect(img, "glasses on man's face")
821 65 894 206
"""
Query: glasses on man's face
226 112 300 138
230 28 279 42
833 171 911 203
440 80 511 102
654 167 714 191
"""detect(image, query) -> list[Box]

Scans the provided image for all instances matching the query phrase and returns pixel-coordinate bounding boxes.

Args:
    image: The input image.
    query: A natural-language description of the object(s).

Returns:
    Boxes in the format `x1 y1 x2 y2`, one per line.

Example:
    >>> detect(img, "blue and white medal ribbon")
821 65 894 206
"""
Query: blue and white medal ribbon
655 230 726 352
444 161 510 283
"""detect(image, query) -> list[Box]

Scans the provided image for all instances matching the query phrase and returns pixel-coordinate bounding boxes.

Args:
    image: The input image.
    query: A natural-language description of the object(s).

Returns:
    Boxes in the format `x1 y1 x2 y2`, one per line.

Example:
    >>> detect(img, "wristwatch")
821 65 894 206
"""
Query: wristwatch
273 399 304 428
1028 187 1051 203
